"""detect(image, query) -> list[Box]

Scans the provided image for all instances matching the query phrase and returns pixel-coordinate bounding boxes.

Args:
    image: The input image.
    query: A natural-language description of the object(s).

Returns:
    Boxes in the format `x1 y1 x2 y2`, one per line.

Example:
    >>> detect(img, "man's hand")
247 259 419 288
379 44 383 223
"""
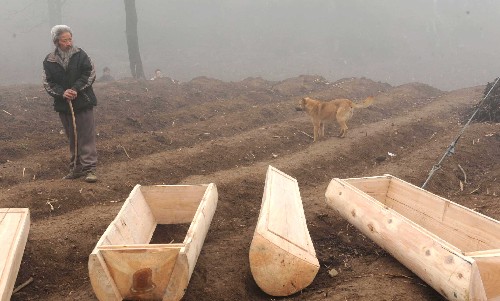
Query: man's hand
63 89 77 101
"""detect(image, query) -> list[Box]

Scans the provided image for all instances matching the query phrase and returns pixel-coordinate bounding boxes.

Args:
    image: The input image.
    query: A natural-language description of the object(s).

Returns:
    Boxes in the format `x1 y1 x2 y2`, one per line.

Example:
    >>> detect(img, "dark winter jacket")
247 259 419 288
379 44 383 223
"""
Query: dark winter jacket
42 47 97 113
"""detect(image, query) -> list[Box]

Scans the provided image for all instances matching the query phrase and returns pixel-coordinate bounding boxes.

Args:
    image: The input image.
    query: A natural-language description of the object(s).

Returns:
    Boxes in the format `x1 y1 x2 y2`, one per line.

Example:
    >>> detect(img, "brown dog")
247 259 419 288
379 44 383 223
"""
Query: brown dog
296 96 374 141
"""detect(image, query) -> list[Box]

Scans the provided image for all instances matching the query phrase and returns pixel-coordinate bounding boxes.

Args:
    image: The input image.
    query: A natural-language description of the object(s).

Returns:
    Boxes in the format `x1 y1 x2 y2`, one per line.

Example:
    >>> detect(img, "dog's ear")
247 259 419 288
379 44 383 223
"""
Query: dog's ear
296 98 306 111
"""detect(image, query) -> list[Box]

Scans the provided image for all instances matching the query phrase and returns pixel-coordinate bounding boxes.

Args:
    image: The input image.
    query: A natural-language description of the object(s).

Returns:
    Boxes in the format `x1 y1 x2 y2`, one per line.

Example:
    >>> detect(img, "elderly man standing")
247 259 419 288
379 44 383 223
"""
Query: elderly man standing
42 25 98 183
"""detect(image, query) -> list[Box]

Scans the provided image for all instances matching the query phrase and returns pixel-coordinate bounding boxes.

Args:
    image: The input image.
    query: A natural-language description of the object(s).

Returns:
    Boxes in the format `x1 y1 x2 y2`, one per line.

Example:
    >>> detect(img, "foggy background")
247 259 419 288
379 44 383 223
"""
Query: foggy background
1 0 499 91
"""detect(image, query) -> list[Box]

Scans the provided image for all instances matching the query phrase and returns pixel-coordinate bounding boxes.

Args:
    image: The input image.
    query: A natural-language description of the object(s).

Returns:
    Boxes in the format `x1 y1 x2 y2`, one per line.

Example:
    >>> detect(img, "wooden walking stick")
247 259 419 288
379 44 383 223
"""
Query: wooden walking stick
68 100 78 170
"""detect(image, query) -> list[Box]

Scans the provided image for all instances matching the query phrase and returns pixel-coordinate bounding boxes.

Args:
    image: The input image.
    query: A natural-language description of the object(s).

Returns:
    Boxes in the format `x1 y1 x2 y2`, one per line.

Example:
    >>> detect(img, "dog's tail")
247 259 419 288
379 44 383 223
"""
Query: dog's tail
352 96 374 109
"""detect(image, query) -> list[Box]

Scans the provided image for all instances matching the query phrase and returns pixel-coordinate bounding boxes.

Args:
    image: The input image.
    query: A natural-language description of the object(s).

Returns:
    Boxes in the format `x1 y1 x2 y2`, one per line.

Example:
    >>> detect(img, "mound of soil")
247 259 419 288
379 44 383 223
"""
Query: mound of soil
0 75 498 301
472 77 500 122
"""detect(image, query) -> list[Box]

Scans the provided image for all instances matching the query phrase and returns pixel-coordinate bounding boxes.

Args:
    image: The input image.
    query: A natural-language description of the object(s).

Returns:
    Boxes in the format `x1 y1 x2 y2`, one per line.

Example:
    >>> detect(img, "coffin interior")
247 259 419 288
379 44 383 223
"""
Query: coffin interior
345 176 500 253
98 184 209 247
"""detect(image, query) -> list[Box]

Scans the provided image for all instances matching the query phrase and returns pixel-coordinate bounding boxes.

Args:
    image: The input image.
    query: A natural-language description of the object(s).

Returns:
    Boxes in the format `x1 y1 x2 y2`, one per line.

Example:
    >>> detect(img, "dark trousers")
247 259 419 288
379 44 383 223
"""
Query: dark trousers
59 108 97 172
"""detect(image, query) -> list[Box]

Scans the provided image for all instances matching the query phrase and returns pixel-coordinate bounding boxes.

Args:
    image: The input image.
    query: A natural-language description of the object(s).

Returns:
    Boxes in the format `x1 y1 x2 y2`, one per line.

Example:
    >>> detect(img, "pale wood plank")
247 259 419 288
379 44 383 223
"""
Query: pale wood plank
250 166 319 296
473 256 500 300
326 175 500 301
141 185 208 224
342 176 391 203
128 187 156 243
0 209 29 214
163 253 189 300
182 183 218 279
89 184 218 301
98 244 185 250
464 249 500 257
326 179 472 301
442 204 500 251
149 209 202 225
346 177 498 250
115 194 155 244
112 217 136 244
100 247 180 300
249 233 319 297
259 166 317 256
104 224 125 246
386 178 447 220
385 177 500 252
0 210 8 224
97 185 157 247
267 167 311 253
382 194 493 252
102 237 112 246
469 261 488 301
93 185 141 248
88 251 122 300
0 208 30 301
0 213 22 297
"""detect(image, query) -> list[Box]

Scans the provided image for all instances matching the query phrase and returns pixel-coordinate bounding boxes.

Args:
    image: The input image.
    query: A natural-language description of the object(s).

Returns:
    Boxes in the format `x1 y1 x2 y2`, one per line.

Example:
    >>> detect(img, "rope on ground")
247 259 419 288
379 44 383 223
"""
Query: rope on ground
421 77 500 189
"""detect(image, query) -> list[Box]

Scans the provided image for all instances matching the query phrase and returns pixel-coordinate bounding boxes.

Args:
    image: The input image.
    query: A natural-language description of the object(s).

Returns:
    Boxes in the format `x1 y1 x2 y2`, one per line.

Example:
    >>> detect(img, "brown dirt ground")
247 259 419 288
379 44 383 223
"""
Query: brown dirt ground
1 75 499 301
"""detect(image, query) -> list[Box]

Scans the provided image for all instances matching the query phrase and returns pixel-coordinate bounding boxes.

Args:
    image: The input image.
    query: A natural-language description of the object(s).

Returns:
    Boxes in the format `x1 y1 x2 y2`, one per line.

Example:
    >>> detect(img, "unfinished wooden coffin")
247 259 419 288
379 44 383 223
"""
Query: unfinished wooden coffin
0 208 30 301
325 174 500 301
88 184 218 301
249 166 319 296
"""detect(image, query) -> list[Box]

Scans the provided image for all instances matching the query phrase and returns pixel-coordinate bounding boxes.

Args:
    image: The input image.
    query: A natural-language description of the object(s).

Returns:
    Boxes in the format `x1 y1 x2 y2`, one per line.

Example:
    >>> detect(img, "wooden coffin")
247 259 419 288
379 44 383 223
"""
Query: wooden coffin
0 208 30 301
325 174 500 301
88 184 218 301
249 166 319 296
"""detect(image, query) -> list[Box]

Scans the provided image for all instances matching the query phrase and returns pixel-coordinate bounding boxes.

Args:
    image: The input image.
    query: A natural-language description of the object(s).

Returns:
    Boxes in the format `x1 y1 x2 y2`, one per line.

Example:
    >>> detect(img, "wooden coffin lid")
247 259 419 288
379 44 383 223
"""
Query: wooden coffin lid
257 166 317 259
0 208 30 301
250 166 319 296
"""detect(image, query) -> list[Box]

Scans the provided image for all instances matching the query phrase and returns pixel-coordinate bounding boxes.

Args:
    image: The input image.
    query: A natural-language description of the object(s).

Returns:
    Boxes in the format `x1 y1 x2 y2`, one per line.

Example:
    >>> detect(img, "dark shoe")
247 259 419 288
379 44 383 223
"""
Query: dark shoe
63 170 86 179
84 171 98 183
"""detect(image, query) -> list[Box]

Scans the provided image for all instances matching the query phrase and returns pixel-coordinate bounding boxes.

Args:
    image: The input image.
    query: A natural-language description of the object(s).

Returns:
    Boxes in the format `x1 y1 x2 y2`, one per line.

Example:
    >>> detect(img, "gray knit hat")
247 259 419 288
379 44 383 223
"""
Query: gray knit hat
51 25 72 44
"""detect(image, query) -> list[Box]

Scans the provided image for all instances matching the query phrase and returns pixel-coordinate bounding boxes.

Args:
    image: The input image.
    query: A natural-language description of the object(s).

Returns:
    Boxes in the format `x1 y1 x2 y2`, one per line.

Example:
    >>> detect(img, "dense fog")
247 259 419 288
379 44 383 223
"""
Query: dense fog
1 0 499 90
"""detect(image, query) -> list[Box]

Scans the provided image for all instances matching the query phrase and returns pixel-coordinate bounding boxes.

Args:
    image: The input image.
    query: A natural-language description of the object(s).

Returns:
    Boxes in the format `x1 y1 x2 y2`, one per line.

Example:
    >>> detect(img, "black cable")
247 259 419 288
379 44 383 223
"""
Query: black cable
421 77 500 188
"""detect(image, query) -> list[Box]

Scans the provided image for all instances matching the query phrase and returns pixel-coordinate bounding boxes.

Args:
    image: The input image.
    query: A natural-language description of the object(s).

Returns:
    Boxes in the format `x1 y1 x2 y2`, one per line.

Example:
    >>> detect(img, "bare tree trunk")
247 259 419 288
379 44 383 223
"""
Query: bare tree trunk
47 0 62 27
124 0 146 80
